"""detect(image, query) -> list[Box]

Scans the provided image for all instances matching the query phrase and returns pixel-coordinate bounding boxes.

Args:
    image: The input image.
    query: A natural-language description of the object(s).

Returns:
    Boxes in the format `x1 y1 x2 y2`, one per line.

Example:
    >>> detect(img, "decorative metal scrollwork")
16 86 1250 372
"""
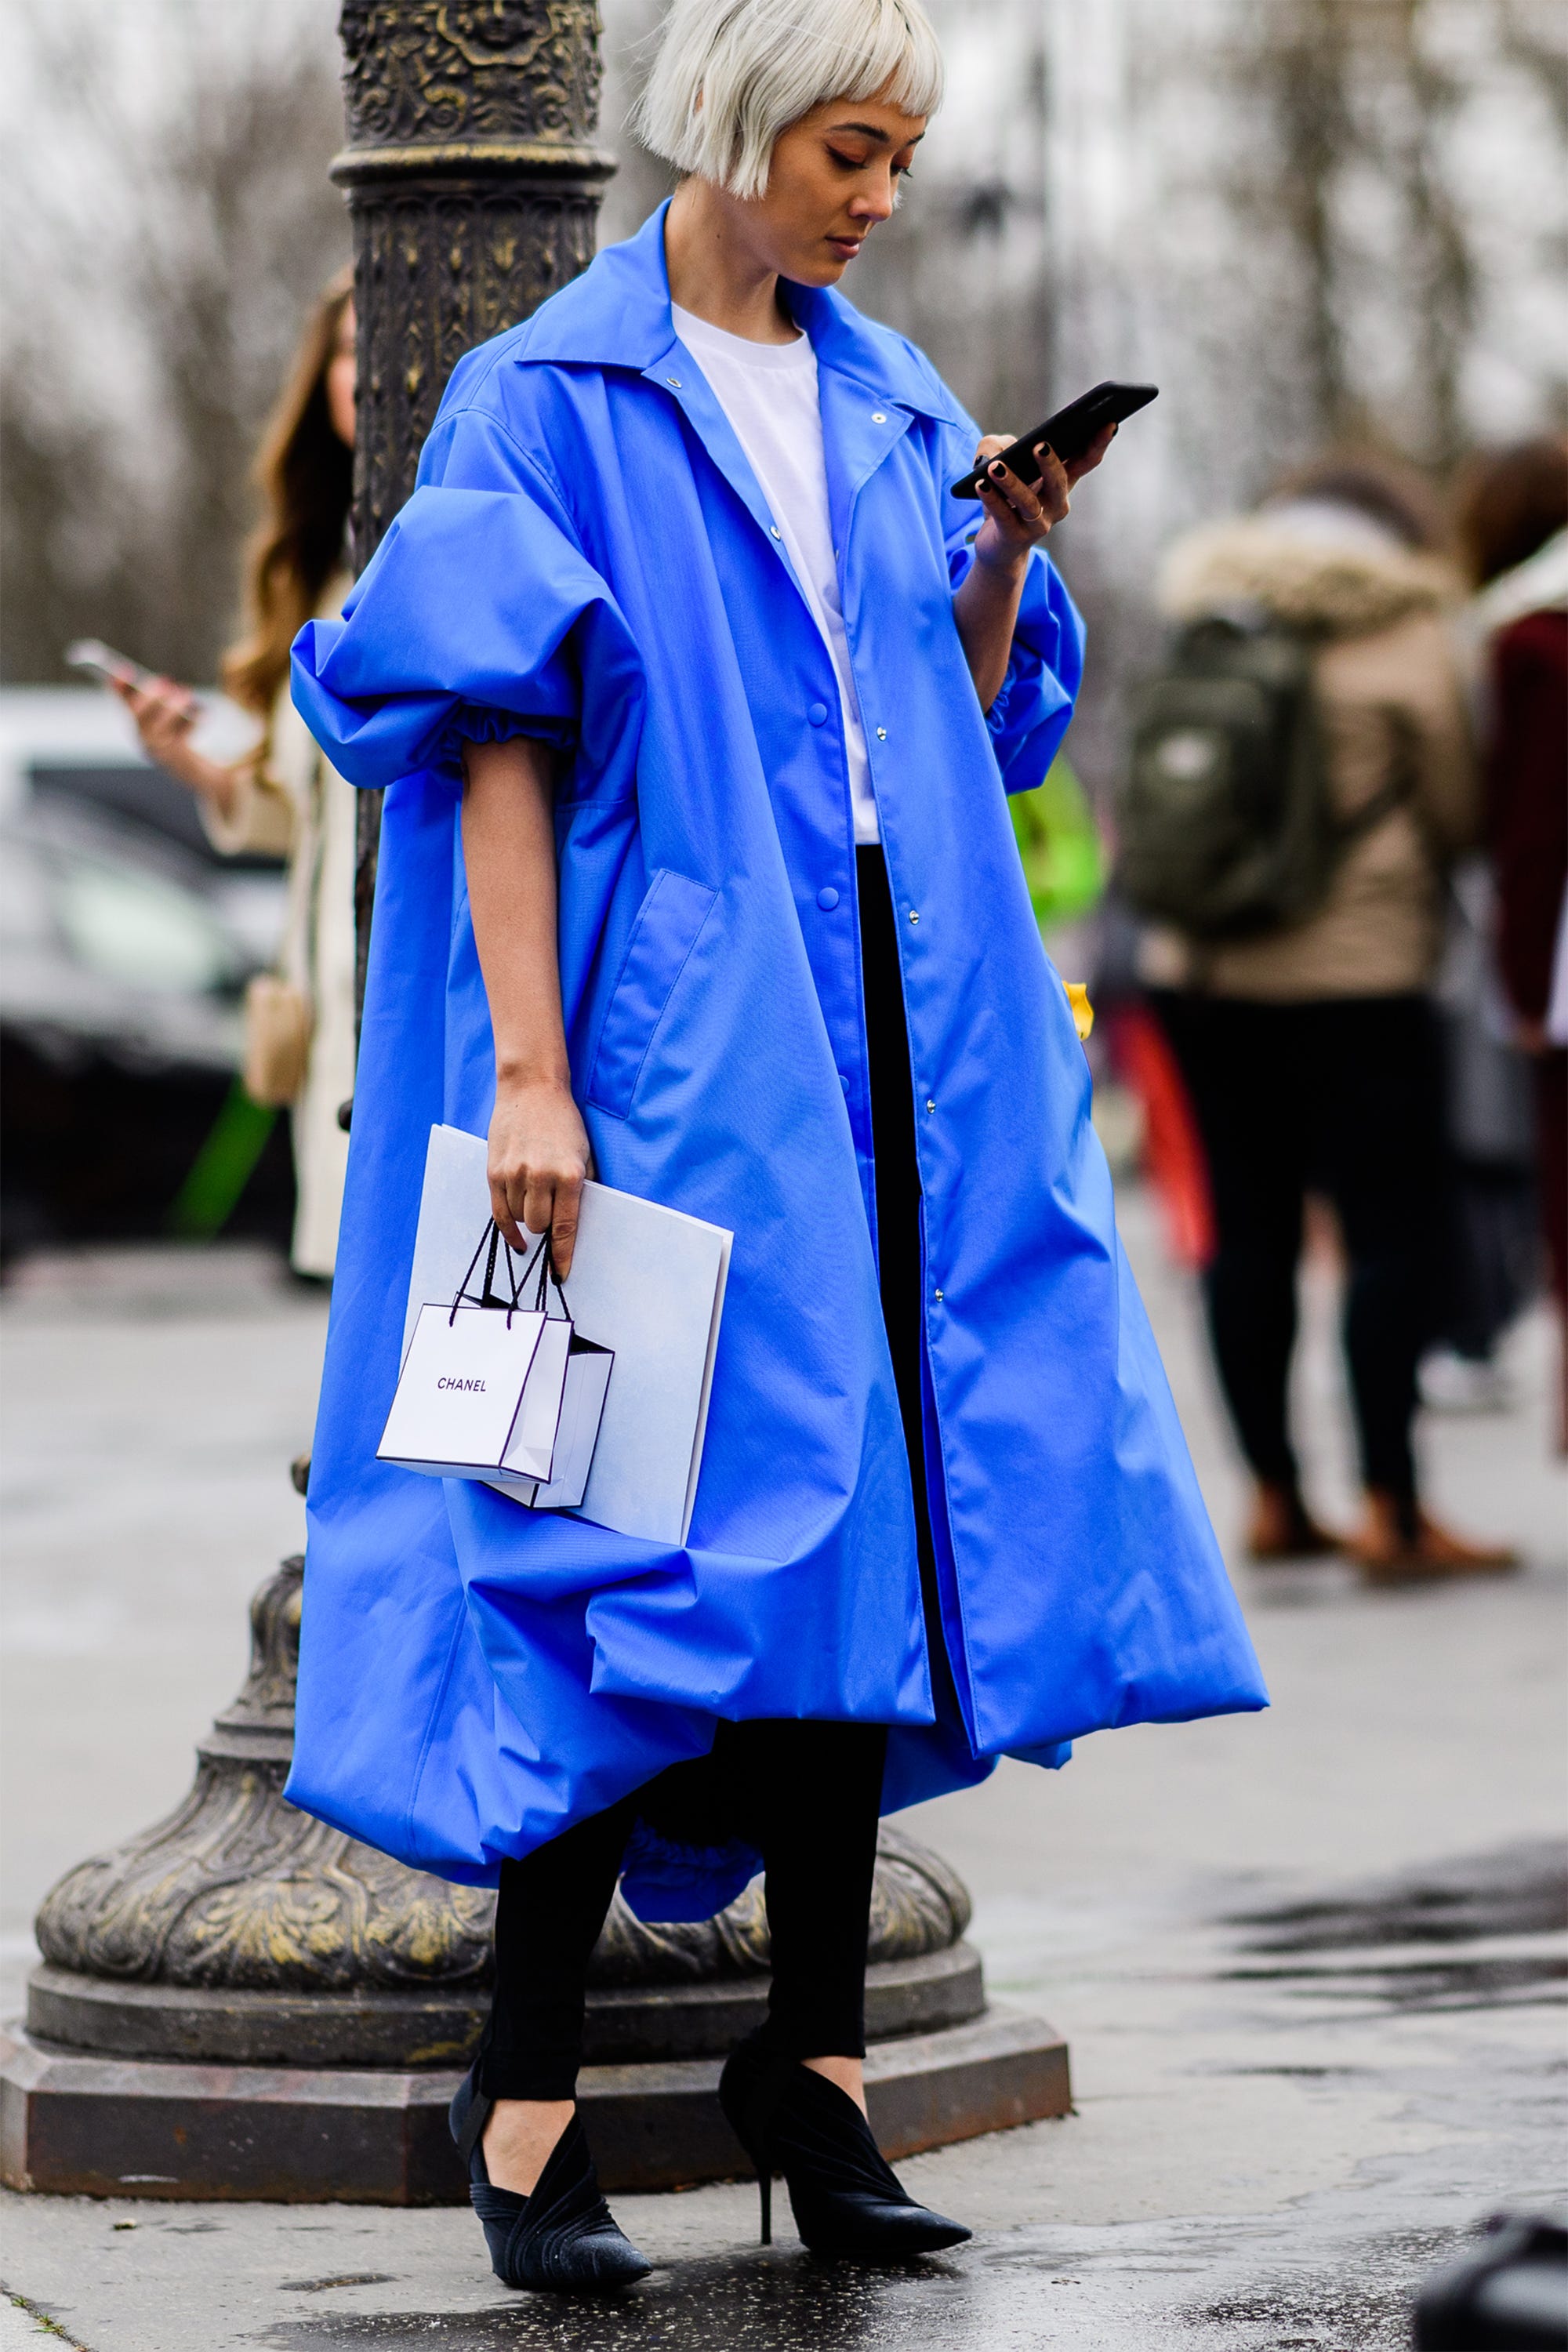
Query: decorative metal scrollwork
339 0 604 151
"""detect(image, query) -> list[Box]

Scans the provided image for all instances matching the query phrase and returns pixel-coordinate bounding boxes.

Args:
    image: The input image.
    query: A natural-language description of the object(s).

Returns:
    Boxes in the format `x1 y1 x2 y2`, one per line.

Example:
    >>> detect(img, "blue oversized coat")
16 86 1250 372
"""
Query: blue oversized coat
289 202 1265 1911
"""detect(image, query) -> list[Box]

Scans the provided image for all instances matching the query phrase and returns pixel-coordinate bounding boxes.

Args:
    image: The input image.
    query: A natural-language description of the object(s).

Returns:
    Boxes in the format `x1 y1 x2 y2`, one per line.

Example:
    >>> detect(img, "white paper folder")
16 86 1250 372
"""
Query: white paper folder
401 1125 732 1545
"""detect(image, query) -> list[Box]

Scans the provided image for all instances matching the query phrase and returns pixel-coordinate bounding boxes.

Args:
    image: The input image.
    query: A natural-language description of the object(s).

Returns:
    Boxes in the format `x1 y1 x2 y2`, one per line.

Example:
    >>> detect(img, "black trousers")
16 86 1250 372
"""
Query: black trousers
857 847 961 1727
1153 990 1445 1504
482 847 940 2102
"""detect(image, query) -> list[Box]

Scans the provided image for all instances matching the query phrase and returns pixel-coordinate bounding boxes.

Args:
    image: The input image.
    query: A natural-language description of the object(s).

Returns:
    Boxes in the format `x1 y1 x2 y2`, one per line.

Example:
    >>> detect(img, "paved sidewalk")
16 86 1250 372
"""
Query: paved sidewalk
2 1201 1563 2349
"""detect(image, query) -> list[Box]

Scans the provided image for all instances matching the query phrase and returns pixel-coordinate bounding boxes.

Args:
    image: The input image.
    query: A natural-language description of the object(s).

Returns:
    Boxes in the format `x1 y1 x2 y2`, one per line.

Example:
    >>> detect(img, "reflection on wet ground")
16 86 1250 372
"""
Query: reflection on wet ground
1224 1839 1567 1952
1219 1838 1568 2015
252 2223 1494 2351
263 2251 962 2350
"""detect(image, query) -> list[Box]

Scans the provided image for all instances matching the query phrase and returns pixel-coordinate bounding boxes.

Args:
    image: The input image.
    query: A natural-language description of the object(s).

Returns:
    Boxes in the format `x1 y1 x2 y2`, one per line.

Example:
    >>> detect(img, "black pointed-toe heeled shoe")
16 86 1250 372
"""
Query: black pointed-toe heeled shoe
448 2058 652 2292
718 2030 971 2257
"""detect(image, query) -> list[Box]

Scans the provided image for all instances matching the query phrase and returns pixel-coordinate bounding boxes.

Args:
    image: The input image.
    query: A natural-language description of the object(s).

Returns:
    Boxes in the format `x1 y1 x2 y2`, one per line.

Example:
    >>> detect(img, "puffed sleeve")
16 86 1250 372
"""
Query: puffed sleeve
933 413 1087 793
290 397 646 806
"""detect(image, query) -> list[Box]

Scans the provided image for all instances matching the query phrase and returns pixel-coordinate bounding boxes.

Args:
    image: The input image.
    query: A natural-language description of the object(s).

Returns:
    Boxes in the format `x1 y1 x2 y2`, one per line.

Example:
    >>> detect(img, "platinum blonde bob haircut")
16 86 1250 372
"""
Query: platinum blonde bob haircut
634 0 944 203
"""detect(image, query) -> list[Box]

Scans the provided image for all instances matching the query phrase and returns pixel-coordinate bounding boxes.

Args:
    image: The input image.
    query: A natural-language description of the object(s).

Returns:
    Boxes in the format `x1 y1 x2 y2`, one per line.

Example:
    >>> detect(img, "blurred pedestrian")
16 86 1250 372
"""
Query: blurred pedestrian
113 268 357 1279
1421 849 1538 1414
1137 454 1515 1581
1456 436 1568 1452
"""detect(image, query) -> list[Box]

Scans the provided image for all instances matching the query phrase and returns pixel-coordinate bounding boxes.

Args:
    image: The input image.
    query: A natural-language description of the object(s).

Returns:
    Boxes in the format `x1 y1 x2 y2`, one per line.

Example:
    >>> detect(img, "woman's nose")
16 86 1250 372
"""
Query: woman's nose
851 181 896 225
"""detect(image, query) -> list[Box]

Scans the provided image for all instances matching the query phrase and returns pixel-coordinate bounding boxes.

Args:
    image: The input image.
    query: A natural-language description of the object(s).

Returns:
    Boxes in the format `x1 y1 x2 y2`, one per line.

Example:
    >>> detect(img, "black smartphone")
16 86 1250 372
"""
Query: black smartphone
949 381 1158 500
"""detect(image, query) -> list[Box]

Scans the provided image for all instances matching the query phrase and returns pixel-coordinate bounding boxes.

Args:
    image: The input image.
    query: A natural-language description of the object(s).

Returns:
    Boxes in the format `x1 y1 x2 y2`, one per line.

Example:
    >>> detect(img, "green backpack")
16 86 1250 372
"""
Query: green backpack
1115 615 1405 940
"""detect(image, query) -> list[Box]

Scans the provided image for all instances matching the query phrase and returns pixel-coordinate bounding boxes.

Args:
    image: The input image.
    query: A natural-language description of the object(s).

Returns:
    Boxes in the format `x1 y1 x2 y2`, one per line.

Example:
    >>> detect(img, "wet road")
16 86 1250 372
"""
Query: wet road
2 1198 1564 2349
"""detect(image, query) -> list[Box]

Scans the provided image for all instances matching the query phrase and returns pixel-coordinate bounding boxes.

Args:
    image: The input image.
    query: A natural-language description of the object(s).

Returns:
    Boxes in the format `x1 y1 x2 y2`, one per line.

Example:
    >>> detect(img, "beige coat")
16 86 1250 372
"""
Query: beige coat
205 575 356 1277
1142 517 1479 1000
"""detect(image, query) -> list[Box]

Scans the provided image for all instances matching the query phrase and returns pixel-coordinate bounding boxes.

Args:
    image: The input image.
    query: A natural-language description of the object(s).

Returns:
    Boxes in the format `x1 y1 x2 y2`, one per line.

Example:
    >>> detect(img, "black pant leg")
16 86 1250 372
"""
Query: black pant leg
729 1718 888 2061
1155 993 1306 1490
483 1798 633 2100
856 845 961 1725
1312 996 1443 1503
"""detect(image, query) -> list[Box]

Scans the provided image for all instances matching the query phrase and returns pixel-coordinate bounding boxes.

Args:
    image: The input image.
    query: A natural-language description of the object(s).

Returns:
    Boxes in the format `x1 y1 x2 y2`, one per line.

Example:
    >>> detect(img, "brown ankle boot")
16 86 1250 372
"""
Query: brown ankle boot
1245 1482 1341 1563
1350 1490 1519 1585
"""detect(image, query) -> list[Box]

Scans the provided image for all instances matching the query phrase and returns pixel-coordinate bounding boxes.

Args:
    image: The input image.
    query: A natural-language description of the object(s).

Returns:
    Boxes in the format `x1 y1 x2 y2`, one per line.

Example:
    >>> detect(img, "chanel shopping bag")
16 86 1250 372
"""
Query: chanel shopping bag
485 1245 615 1512
378 1224 608 1495
403 1126 731 1542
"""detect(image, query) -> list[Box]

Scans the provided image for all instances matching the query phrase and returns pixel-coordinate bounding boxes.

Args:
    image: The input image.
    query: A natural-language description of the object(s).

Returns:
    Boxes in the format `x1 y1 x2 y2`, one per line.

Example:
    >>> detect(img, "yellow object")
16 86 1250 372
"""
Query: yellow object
1065 982 1094 1041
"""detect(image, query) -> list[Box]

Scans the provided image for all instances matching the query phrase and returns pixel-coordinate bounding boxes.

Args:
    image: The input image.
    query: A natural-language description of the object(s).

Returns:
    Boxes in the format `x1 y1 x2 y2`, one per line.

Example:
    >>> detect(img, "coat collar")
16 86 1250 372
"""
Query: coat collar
510 199 964 430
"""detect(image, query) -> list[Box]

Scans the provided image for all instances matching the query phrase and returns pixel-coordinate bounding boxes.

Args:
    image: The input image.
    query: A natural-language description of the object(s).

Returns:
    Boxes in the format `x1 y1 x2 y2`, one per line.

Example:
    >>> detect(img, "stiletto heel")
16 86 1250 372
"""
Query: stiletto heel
719 2031 971 2259
448 2056 652 2293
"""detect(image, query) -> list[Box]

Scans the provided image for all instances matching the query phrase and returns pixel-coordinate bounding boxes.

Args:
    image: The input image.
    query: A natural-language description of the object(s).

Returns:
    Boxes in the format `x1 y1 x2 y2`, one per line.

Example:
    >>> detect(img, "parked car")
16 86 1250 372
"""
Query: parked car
0 688 296 1258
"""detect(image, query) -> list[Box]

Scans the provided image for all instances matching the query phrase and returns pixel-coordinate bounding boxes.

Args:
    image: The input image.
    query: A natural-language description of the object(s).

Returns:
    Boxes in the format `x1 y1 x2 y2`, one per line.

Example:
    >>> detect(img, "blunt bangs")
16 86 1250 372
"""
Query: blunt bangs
634 0 944 202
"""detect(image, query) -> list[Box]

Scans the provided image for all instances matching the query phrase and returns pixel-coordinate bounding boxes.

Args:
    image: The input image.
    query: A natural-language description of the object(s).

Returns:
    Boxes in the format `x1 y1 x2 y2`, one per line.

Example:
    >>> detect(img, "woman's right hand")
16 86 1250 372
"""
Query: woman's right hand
112 675 237 810
487 1074 593 1276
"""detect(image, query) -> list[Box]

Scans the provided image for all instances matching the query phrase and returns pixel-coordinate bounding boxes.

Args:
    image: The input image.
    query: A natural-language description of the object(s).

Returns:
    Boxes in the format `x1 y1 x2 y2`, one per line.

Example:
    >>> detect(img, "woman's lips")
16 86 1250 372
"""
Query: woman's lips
827 235 865 261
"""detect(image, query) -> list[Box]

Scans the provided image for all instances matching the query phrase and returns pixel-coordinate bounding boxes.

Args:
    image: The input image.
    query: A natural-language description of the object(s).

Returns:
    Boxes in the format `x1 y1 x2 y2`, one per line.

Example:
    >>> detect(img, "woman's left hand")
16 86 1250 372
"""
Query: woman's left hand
971 422 1116 570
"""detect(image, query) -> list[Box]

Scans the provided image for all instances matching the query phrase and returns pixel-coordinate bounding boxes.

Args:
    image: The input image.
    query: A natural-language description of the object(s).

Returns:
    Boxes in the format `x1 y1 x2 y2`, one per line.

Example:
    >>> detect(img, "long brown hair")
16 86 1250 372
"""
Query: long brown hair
1454 437 1568 589
222 268 354 719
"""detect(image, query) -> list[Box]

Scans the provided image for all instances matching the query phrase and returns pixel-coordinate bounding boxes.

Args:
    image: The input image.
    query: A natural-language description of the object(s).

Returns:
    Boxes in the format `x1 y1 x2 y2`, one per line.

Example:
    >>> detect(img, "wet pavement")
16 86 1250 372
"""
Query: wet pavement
2 1197 1564 2349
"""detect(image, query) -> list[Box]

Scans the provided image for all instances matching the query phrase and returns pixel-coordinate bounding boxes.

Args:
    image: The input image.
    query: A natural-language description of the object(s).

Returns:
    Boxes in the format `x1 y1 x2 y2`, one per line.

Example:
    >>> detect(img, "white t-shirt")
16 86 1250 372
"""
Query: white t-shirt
671 303 880 845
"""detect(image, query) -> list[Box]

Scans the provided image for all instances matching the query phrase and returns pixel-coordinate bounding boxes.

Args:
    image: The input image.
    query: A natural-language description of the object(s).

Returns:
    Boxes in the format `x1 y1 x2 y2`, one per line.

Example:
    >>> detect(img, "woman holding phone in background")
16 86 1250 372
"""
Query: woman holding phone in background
291 0 1266 2295
111 270 358 1279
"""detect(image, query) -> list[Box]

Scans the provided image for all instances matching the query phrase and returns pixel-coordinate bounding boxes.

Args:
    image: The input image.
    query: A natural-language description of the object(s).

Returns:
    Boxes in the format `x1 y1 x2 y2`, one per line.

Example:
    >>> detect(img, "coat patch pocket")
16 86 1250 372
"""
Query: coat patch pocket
586 868 717 1118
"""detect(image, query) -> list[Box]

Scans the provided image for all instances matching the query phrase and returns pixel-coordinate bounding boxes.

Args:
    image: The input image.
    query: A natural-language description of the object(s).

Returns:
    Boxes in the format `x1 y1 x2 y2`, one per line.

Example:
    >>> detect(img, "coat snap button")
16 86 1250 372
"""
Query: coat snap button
817 886 840 910
872 412 887 423
934 1290 944 1304
876 726 887 740
666 376 682 387
908 909 920 924
808 700 829 725
925 1098 935 1113
770 524 782 540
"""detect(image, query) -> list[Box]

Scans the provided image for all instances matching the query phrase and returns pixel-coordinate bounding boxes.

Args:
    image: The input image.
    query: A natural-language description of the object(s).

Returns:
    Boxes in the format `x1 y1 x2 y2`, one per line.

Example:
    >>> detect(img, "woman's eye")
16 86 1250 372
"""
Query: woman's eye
827 148 869 172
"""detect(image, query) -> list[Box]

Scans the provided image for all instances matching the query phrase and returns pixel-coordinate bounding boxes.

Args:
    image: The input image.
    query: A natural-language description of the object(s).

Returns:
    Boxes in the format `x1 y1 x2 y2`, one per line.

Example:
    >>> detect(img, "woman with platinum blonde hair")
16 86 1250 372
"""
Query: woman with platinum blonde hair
292 0 1265 2295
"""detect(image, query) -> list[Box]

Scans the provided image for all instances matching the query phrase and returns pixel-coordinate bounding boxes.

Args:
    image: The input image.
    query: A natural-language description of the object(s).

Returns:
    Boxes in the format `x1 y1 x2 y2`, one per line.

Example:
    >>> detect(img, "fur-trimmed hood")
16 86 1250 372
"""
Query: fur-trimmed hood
1159 513 1460 638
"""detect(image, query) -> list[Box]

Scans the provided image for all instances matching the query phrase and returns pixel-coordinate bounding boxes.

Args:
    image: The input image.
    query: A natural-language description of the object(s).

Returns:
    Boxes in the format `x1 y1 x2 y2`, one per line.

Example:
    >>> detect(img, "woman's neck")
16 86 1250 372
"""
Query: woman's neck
663 180 799 345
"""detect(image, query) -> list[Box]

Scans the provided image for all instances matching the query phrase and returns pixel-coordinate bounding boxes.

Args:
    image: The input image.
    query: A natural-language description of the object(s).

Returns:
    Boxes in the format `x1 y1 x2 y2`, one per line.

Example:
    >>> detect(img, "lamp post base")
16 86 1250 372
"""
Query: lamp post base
12 1559 1071 2201
0 2004 1070 2202
23 1941 985 2069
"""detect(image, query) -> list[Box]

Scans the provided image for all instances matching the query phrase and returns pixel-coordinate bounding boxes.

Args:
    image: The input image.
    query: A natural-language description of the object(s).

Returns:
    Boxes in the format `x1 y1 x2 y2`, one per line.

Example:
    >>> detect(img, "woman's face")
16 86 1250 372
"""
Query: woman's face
745 93 926 287
326 300 356 450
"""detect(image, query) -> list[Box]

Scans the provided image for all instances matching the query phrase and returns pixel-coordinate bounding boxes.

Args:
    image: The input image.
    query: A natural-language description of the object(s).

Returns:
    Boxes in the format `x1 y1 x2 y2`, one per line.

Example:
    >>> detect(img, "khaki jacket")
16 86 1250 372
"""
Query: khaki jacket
204 574 355 1276
1143 518 1479 1000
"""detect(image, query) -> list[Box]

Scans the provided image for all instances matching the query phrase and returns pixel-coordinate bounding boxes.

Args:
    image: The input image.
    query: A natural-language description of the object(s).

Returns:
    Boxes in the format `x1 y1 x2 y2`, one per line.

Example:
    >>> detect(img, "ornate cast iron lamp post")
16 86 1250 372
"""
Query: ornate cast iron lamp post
333 0 618 1008
0 0 1070 2202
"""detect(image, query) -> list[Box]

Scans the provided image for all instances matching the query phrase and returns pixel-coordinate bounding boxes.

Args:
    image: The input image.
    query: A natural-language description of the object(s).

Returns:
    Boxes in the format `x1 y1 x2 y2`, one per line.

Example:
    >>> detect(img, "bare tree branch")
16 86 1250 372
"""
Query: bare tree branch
2 0 347 683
